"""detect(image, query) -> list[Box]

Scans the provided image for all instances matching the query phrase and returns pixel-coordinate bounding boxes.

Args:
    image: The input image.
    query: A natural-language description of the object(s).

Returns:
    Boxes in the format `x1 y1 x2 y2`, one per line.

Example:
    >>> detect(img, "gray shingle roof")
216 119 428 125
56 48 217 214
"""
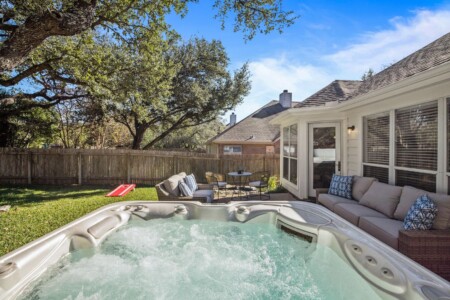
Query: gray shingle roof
295 80 361 108
210 100 300 143
353 32 450 98
295 32 450 108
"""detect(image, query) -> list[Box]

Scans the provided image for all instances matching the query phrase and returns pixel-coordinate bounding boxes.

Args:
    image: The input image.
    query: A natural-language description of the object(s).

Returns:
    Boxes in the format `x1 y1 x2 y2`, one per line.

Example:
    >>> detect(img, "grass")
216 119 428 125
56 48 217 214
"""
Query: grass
0 185 158 257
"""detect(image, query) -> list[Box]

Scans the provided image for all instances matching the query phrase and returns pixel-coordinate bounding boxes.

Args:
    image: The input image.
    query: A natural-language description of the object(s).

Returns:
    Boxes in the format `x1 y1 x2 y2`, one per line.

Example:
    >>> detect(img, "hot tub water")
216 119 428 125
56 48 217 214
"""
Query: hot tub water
19 218 381 299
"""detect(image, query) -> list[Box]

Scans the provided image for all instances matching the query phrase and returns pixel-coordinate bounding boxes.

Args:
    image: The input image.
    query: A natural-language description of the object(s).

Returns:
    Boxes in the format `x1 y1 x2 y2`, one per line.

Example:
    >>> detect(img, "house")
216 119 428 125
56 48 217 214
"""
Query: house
271 32 450 199
206 90 300 155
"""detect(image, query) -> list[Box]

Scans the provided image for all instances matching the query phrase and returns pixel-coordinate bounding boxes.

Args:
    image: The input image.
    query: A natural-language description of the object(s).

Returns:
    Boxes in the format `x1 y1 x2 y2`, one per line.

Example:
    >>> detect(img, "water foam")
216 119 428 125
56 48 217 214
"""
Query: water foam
19 219 381 300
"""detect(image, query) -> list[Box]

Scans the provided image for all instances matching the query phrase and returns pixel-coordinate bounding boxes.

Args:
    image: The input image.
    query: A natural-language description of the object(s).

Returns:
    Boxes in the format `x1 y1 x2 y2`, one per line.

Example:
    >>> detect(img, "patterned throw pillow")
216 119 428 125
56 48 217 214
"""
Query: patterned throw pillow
178 181 193 197
328 174 353 199
184 174 198 192
404 195 438 230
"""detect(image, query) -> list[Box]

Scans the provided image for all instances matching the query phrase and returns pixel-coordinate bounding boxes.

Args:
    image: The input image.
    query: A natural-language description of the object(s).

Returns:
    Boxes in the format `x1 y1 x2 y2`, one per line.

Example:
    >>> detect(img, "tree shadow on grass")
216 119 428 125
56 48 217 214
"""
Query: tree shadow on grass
0 185 110 206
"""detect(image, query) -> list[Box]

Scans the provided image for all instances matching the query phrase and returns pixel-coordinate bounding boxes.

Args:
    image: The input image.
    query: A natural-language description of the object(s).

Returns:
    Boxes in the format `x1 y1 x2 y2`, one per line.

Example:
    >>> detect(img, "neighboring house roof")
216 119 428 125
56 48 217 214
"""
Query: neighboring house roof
295 80 361 108
294 32 450 109
209 100 300 144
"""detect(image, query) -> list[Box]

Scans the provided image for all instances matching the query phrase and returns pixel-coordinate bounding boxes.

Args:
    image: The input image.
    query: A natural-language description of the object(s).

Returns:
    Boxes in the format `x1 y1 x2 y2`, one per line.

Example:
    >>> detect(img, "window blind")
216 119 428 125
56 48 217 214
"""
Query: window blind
395 101 438 171
363 113 390 165
290 124 297 158
283 127 289 157
363 165 389 184
396 170 436 192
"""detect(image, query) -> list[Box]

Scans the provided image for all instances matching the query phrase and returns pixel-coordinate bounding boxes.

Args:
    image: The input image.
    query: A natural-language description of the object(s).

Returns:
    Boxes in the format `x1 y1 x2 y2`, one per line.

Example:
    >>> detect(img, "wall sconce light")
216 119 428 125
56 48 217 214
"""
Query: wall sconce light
347 125 355 133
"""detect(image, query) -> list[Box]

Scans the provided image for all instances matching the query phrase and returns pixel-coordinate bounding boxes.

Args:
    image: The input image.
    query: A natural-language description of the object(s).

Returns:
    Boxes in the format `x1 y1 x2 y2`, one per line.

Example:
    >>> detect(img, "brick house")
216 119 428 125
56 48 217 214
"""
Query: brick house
206 90 299 155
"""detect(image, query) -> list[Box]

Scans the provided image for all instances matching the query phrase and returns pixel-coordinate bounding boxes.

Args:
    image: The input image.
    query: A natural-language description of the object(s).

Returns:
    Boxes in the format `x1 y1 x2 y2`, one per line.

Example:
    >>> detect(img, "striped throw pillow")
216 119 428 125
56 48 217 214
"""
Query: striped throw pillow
179 181 193 197
184 174 198 191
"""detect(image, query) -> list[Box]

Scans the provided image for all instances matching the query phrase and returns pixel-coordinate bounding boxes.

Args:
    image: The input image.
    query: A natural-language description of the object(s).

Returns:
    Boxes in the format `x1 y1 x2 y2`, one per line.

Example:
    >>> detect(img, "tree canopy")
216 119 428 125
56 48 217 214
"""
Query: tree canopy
0 0 297 149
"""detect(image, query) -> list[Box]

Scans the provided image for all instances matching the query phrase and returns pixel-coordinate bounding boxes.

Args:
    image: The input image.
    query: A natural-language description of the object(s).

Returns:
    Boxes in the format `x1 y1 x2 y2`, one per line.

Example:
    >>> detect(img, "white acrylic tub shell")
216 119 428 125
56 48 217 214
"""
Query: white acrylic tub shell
0 201 449 300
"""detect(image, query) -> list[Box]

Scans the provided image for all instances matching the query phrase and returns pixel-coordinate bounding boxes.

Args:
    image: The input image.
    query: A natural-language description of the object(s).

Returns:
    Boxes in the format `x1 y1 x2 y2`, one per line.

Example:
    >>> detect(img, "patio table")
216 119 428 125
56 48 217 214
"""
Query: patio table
227 171 252 200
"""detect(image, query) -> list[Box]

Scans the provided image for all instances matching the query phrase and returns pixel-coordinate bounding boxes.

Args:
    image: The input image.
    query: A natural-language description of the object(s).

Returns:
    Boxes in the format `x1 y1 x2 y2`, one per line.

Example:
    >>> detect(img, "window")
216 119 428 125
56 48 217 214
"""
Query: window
362 100 440 192
363 112 390 182
223 145 242 155
395 102 438 171
283 124 297 185
363 165 389 184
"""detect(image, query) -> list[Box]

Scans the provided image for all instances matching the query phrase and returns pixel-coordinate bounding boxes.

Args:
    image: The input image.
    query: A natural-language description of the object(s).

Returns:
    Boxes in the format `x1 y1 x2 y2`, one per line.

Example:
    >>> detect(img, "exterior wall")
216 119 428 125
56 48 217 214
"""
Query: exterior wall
206 143 219 155
274 63 450 199
344 77 450 193
216 143 278 155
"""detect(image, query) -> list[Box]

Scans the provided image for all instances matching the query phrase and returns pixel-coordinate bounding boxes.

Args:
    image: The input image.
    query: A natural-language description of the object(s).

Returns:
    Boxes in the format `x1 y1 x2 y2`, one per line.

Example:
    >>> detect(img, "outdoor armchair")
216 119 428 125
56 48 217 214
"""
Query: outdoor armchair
248 171 270 199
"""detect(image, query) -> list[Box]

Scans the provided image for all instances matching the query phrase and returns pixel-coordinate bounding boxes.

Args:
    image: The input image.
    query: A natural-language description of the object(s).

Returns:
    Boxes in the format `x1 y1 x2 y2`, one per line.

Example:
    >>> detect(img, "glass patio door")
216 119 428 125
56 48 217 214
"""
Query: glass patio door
308 123 341 197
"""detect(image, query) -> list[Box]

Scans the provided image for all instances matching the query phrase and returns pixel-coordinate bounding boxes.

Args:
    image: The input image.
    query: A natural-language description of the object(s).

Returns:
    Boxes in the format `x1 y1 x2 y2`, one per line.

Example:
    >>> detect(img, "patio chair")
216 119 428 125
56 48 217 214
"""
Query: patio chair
205 172 229 200
248 171 270 199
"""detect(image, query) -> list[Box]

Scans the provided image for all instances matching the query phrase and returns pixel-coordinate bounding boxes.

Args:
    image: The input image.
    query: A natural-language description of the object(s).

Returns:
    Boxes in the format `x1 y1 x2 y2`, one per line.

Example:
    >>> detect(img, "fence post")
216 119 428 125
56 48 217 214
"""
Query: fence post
173 155 177 175
78 152 82 185
127 153 131 183
27 151 32 185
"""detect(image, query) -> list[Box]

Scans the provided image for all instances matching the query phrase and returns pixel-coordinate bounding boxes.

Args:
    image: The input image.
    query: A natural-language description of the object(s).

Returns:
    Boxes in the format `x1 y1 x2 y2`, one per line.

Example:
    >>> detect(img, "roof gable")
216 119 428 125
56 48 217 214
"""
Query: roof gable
209 100 300 143
295 80 361 108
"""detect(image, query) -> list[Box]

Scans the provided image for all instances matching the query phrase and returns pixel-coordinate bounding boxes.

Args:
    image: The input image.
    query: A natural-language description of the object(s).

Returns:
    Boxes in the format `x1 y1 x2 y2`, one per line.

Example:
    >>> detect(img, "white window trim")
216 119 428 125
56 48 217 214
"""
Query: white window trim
223 145 242 155
362 97 448 193
282 125 298 185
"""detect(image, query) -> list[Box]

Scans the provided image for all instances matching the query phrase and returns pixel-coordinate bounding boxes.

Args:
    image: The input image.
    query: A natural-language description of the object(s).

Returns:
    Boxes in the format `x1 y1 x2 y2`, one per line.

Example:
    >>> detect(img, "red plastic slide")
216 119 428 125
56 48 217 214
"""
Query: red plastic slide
106 184 136 197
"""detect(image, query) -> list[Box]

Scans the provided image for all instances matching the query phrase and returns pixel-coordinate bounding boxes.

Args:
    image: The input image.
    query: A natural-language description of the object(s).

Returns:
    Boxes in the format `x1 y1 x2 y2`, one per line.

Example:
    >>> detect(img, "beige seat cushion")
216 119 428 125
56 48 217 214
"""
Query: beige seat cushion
352 176 377 201
163 173 187 196
334 203 386 226
394 186 450 229
318 193 356 211
193 189 214 203
359 182 402 218
359 217 404 250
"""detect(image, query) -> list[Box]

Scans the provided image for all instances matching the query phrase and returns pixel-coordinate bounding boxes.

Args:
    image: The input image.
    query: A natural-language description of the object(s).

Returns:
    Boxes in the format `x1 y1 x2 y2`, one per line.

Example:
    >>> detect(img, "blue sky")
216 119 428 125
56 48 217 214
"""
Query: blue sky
168 0 450 122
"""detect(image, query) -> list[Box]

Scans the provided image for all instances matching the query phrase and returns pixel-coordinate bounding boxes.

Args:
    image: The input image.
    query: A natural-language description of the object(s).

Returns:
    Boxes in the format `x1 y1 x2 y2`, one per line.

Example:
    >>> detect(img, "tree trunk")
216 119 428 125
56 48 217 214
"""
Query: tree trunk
0 0 97 72
0 118 12 147
131 124 149 149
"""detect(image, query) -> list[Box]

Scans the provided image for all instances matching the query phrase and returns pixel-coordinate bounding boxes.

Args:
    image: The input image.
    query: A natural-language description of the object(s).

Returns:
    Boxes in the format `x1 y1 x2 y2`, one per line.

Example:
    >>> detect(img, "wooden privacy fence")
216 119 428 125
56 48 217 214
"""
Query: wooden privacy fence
0 148 280 186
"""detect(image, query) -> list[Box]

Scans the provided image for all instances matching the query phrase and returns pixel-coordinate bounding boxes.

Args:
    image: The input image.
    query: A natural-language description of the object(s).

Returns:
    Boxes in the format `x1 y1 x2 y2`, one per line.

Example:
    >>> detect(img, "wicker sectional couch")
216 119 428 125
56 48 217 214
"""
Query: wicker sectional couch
155 172 214 203
317 176 450 280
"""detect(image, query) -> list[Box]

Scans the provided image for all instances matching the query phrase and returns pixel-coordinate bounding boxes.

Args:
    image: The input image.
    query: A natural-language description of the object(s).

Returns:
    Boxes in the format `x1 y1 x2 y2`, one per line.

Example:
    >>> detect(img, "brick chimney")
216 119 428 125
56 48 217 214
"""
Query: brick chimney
229 112 237 126
279 90 292 108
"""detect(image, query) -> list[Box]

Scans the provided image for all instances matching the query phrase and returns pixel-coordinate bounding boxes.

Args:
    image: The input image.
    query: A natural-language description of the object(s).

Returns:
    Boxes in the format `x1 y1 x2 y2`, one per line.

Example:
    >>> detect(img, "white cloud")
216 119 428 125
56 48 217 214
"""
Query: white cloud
232 9 450 121
231 56 332 121
326 9 450 77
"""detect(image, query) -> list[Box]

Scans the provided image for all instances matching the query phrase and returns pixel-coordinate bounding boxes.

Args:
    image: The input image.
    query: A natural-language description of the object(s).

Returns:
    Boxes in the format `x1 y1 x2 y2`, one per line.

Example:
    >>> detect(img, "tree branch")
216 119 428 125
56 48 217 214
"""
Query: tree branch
0 0 98 72
0 58 61 86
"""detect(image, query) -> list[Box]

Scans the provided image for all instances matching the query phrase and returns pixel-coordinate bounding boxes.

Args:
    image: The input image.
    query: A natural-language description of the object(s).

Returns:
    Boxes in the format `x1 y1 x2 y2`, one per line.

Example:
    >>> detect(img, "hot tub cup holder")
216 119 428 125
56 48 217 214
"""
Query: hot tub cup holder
235 206 250 222
124 205 144 212
0 262 16 277
174 205 188 216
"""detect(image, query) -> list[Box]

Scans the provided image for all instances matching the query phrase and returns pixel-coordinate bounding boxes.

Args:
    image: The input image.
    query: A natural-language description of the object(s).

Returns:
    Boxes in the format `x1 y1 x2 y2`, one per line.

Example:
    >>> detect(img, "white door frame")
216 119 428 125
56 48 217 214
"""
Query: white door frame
308 122 342 197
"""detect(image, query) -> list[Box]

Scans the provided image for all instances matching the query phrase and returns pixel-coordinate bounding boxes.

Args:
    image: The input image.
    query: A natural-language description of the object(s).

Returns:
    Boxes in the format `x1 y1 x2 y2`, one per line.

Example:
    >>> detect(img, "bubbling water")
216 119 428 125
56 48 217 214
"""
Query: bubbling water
19 219 381 300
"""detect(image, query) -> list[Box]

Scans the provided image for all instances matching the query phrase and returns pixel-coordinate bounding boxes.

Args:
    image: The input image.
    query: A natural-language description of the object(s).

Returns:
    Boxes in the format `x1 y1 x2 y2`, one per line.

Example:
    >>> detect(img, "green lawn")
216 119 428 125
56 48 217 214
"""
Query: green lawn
0 185 158 257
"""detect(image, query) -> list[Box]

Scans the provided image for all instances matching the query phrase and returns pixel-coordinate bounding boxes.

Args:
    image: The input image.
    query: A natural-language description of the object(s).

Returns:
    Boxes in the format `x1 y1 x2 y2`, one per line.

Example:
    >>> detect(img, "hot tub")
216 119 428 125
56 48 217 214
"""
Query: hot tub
0 201 449 299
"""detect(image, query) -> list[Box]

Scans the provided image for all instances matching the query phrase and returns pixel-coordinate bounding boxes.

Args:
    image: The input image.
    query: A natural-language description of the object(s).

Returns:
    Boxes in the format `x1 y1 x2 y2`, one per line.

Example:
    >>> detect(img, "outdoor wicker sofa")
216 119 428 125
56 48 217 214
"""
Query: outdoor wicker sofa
155 172 214 203
316 176 450 281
